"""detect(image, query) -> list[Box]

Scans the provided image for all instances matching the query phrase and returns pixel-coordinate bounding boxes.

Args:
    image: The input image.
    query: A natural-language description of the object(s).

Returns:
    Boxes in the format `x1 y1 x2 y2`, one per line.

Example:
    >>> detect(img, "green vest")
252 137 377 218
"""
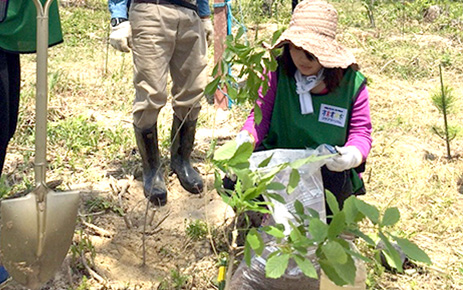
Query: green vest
263 66 366 192
0 0 63 53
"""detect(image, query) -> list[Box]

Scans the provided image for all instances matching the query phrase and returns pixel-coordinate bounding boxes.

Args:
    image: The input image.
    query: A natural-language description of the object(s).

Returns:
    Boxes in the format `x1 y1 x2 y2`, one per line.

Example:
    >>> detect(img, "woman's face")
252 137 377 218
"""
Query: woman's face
289 43 323 76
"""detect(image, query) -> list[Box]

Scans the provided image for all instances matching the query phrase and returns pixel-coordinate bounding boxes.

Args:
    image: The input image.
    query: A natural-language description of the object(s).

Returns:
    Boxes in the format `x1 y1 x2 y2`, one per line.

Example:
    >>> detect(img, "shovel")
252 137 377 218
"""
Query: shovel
0 0 80 288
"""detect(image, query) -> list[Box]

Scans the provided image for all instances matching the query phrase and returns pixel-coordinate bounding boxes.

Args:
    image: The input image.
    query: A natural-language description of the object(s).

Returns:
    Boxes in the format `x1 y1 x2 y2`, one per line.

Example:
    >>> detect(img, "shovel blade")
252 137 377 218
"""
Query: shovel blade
0 189 79 289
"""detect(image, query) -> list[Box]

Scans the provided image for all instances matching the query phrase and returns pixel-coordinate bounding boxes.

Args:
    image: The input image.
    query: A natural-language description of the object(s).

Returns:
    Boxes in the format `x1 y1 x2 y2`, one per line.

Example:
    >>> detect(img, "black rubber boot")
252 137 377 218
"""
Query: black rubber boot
170 115 203 194
134 124 167 206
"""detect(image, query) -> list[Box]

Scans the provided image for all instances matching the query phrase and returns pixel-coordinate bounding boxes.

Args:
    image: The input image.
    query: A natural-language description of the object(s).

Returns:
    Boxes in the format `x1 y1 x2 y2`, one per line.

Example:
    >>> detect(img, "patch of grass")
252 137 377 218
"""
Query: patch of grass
185 219 209 241
85 196 124 216
158 268 190 290
70 230 96 272
0 175 11 198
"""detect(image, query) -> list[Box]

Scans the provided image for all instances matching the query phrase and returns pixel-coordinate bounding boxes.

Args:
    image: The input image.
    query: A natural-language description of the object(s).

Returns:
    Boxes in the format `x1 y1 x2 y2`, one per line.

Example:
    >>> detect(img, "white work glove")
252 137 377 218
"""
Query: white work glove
201 18 213 46
109 21 132 53
325 146 363 172
235 130 253 148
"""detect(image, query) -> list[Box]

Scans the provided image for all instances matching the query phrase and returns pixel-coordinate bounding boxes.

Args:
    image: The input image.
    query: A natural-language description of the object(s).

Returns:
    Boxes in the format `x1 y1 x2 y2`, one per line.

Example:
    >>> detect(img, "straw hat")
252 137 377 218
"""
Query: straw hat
270 0 356 69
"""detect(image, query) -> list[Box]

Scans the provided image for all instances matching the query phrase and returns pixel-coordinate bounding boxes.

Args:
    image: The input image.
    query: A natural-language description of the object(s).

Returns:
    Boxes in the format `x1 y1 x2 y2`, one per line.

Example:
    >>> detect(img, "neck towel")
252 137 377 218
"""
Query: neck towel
294 69 324 114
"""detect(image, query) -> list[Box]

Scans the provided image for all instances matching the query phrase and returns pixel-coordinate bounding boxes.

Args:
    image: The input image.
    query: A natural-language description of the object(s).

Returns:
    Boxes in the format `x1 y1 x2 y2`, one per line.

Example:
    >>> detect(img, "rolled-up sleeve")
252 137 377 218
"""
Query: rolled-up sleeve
108 0 130 18
197 0 211 17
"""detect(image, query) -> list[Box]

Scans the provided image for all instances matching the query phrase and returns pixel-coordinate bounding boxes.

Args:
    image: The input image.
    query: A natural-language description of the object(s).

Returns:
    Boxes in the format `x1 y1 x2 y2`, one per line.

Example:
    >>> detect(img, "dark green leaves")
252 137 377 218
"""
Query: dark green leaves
381 207 400 227
394 237 431 264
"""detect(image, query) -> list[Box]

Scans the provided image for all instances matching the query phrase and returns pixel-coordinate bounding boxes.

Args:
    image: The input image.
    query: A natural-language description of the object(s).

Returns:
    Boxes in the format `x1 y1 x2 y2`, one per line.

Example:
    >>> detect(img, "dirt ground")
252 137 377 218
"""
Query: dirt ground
2 110 239 290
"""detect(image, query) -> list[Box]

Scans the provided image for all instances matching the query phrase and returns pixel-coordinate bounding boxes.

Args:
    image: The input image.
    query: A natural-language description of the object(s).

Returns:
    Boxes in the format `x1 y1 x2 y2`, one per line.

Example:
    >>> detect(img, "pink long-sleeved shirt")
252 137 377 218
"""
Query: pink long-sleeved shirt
241 69 373 159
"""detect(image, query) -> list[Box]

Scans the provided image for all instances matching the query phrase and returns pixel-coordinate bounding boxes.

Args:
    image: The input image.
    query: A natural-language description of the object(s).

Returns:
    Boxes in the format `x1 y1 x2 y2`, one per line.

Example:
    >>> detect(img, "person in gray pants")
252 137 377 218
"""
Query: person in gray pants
108 0 212 206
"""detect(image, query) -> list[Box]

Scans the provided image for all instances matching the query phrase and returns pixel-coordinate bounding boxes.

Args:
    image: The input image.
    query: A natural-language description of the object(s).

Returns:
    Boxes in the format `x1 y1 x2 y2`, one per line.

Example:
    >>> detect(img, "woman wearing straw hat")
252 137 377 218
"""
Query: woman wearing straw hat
238 0 372 214
231 0 371 288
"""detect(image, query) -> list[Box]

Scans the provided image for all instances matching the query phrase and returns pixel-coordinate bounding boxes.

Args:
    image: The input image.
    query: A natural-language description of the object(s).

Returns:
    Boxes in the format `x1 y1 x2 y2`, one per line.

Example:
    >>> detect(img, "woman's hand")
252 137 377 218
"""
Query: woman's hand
326 146 362 172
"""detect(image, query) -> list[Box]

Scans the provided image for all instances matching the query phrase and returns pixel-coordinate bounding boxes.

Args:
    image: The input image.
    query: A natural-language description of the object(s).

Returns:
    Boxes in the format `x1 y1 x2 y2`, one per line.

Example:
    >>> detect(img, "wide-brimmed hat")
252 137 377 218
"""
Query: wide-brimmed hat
269 0 356 69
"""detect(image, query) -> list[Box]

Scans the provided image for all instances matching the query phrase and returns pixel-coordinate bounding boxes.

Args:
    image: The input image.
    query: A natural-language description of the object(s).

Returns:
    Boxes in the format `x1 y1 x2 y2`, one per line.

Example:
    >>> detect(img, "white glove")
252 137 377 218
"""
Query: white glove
236 130 253 148
325 146 363 172
109 21 132 53
201 18 213 47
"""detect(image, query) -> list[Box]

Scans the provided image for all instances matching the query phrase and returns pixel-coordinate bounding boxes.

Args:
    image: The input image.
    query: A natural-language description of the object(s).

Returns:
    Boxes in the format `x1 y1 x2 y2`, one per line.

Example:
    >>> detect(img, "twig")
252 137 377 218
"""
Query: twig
380 59 396 73
118 182 133 228
142 200 151 266
81 253 106 284
224 217 239 290
152 209 171 231
82 220 113 238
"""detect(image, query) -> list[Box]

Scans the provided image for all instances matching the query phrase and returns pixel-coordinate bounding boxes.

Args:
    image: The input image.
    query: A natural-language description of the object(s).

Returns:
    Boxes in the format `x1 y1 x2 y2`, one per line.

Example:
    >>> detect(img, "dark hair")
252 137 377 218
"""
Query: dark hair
279 44 357 92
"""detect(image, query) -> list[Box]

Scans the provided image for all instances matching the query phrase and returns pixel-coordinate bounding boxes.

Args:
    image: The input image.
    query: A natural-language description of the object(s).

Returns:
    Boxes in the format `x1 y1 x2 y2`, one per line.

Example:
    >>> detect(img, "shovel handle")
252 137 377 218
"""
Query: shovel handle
32 0 55 194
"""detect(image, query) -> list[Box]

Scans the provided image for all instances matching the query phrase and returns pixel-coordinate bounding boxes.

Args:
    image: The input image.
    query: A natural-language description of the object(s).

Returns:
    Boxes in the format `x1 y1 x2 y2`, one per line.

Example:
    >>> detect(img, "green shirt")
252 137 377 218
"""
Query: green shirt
0 0 63 53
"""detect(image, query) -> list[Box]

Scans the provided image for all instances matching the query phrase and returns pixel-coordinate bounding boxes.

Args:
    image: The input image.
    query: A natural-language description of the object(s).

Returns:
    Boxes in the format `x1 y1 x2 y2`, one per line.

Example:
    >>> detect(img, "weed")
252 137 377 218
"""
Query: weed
185 219 209 241
70 230 96 272
70 276 89 290
0 175 11 199
158 268 190 290
85 196 124 216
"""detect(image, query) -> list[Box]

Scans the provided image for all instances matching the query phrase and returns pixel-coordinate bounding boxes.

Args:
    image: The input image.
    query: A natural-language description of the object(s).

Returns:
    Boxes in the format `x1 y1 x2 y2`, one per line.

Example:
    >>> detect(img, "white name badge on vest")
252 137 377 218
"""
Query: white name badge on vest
318 104 347 128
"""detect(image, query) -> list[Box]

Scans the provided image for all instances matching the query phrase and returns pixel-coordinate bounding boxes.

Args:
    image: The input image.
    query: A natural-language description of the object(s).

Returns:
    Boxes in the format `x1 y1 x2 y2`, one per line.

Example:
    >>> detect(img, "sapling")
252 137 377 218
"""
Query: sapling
431 65 460 159
212 142 432 287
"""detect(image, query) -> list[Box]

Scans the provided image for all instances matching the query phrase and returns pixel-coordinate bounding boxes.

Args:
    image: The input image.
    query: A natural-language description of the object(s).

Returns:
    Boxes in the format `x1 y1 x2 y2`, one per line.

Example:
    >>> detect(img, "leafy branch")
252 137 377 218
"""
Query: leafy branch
205 27 282 124
212 142 432 287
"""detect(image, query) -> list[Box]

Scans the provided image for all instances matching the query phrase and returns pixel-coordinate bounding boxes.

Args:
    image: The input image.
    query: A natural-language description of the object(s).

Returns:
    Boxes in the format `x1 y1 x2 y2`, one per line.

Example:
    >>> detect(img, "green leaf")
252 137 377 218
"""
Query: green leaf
244 240 252 266
225 82 238 101
265 253 290 279
378 232 403 272
328 212 346 239
258 154 273 168
289 223 304 243
230 142 253 166
322 241 347 264
236 26 245 40
308 218 328 243
271 29 284 45
254 104 263 125
325 190 340 215
213 141 237 161
381 207 400 227
287 169 300 194
213 171 223 190
306 208 320 219
394 237 431 264
263 225 285 239
345 248 372 263
355 198 379 225
293 255 318 279
244 182 266 200
266 193 286 204
266 182 286 191
294 200 305 216
319 259 347 286
333 254 356 285
246 228 265 256
290 154 330 169
348 229 375 246
234 168 253 189
342 196 361 224
204 76 221 96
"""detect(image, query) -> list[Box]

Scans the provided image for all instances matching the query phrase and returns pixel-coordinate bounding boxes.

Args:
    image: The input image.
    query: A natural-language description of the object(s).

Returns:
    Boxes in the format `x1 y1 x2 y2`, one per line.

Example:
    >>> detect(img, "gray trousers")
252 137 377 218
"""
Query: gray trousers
129 2 208 129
